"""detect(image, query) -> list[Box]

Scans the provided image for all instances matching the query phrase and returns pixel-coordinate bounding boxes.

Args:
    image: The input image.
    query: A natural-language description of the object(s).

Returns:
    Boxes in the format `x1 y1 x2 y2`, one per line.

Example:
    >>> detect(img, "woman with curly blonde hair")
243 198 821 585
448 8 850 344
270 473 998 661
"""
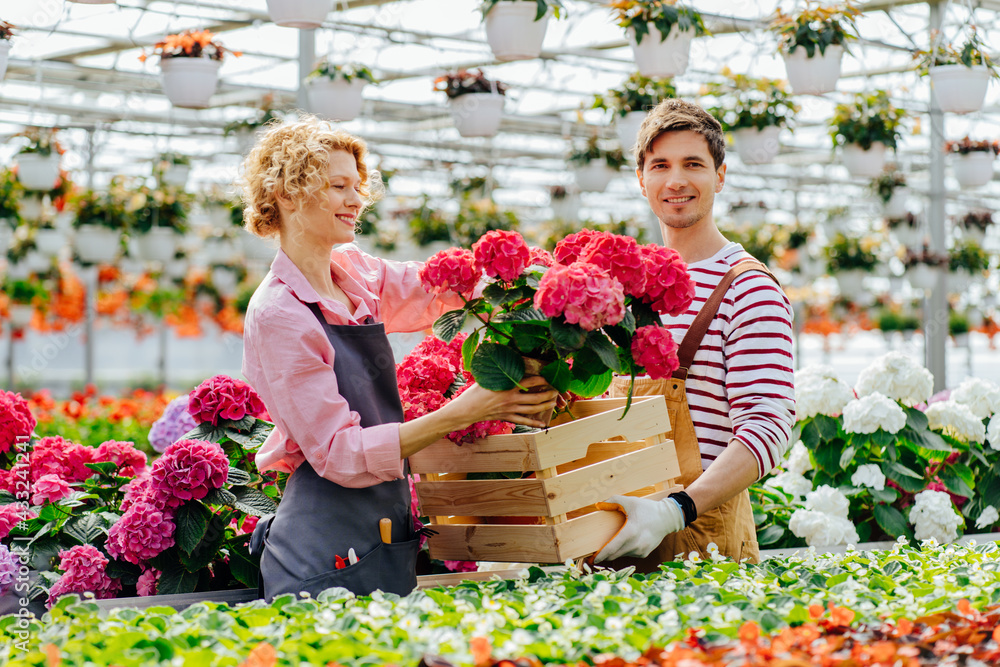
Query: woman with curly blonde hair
240 117 558 600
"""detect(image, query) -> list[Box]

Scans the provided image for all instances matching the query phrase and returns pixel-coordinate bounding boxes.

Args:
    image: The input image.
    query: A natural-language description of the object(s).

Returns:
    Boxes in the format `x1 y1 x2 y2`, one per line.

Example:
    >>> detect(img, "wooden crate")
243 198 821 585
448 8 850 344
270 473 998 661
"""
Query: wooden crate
410 396 682 563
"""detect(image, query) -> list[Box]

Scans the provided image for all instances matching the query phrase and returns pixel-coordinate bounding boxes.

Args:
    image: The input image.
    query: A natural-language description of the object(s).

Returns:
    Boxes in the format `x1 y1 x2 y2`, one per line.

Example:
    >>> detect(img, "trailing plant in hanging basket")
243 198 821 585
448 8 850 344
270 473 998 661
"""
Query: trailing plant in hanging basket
592 72 676 118
0 20 15 41
434 69 507 99
407 196 453 247
913 29 998 77
480 0 564 21
830 91 907 151
956 209 993 234
768 1 860 57
0 168 23 222
13 126 65 157
943 136 1000 156
72 181 134 231
130 185 193 235
223 94 283 137
869 165 906 204
823 232 881 273
568 135 627 170
705 69 799 132
948 240 991 274
139 29 240 62
305 61 377 84
902 244 946 269
609 0 708 44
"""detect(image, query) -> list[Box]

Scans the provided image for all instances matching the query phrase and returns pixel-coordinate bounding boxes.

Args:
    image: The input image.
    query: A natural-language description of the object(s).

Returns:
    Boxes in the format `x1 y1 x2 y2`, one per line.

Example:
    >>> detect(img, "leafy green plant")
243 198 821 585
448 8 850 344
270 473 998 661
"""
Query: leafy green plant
949 310 969 336
130 186 193 235
706 70 799 132
948 239 991 273
480 0 563 20
830 91 907 151
407 197 452 246
305 61 378 84
3 277 48 305
0 168 23 221
157 152 191 167
914 29 998 77
453 200 519 246
823 232 880 273
433 69 506 99
592 72 677 118
870 165 906 204
223 94 283 136
72 184 133 231
769 1 861 57
609 0 708 44
567 135 627 169
14 126 63 157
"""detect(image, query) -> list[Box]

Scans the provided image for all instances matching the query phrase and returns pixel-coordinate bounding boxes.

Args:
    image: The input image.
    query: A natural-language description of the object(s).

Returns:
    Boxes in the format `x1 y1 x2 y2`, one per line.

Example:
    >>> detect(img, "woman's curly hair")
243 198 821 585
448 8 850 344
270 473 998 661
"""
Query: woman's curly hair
238 115 383 238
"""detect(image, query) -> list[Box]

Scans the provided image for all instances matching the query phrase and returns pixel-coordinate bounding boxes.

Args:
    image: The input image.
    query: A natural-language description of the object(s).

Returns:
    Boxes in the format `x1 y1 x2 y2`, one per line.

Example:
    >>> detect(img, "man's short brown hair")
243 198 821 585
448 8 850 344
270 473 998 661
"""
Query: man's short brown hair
634 99 726 172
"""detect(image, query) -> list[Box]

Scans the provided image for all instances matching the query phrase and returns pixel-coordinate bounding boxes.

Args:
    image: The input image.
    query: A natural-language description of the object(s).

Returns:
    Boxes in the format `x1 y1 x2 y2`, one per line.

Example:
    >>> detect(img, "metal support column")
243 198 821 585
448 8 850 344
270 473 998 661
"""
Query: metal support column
297 29 316 111
926 0 947 392
82 265 97 387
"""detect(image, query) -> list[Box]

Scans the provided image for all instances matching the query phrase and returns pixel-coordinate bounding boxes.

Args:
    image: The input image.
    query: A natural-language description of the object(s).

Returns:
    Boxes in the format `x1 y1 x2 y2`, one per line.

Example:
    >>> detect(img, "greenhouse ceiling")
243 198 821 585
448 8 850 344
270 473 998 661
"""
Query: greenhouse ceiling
0 0 998 225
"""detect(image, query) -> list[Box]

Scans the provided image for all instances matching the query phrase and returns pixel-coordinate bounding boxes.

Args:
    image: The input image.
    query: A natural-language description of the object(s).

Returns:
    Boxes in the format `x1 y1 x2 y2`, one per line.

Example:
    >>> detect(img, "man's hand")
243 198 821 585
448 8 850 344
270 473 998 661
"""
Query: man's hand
594 495 685 562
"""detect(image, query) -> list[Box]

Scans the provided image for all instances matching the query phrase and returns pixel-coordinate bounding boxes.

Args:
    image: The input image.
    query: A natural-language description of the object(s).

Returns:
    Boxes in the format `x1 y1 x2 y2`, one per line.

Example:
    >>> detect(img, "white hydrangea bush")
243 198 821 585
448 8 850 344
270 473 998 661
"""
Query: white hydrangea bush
784 440 813 476
950 377 1000 420
909 489 963 544
850 464 886 491
988 414 1000 452
854 352 933 407
925 400 986 444
842 392 907 435
795 368 855 419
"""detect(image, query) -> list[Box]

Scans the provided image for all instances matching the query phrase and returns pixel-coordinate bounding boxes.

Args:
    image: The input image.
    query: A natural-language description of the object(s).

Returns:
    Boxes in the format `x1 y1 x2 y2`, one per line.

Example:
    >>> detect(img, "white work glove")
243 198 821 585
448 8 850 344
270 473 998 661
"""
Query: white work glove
593 495 685 563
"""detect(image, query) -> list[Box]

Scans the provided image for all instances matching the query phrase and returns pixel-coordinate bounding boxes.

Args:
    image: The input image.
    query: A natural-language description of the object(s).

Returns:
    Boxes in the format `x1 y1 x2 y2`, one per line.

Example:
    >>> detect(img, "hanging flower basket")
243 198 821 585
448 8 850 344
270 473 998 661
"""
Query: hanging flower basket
159 56 221 109
615 111 646 156
448 93 505 138
782 45 843 95
16 153 61 191
306 78 368 121
265 0 333 29
835 268 868 295
484 2 550 62
34 228 66 258
165 257 189 281
74 225 120 264
18 193 45 220
133 227 179 263
8 304 34 329
883 187 908 219
732 126 781 165
951 151 994 189
948 268 972 294
573 160 618 193
929 65 991 115
905 264 936 291
0 40 11 81
160 163 191 188
841 143 886 179
628 25 694 79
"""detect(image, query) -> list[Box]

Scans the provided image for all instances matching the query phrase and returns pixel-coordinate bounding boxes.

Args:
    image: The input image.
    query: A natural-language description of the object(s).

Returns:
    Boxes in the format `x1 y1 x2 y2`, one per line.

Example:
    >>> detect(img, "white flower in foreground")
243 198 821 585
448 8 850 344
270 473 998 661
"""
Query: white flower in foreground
794 364 840 386
951 377 1000 420
855 351 934 407
764 472 814 499
925 400 986 444
975 505 999 530
789 509 859 547
851 463 886 491
988 414 1000 452
804 485 850 518
796 376 855 419
910 490 963 544
842 393 907 434
784 440 813 476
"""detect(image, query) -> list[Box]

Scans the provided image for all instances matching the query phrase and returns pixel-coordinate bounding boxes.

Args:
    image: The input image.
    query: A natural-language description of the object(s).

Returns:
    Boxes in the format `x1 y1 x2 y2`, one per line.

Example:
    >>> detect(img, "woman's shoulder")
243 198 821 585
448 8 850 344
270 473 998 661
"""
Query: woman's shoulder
246 273 308 326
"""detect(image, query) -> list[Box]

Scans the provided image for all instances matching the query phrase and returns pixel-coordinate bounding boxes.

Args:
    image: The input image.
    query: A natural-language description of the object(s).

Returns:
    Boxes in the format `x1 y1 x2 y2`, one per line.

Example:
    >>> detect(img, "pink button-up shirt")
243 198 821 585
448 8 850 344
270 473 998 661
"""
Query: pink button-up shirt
242 244 467 488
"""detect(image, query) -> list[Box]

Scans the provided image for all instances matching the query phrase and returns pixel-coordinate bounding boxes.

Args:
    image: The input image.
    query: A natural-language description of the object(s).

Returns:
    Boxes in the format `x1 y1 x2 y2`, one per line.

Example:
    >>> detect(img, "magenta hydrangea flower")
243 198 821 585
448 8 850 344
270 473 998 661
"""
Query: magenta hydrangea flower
46 545 121 607
136 568 160 597
577 233 647 296
443 560 479 573
150 439 229 504
188 375 265 426
637 244 695 317
552 229 607 265
28 436 96 483
419 247 481 295
533 261 625 331
0 504 36 540
631 325 680 380
472 230 530 283
105 504 176 565
0 390 35 456
31 473 72 506
95 440 147 477
148 395 198 454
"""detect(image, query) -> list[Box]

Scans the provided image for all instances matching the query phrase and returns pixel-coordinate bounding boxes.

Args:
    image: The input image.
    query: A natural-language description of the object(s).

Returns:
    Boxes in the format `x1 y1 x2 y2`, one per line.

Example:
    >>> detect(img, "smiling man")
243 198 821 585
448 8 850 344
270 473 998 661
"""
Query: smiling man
595 99 796 567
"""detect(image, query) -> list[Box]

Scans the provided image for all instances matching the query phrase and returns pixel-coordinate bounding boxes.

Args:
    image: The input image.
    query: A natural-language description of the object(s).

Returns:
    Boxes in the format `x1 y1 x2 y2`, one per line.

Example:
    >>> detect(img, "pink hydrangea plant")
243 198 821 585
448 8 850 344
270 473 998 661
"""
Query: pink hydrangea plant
30 473 72 506
533 262 625 331
188 375 265 426
150 439 229 505
419 247 481 295
631 325 681 379
472 230 530 283
105 503 176 565
46 545 121 607
0 390 35 456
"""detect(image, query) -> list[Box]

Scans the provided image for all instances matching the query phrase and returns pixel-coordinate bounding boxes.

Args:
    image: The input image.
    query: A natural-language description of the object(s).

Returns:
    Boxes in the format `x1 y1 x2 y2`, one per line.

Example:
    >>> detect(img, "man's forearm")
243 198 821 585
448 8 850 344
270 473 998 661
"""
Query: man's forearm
682 440 759 516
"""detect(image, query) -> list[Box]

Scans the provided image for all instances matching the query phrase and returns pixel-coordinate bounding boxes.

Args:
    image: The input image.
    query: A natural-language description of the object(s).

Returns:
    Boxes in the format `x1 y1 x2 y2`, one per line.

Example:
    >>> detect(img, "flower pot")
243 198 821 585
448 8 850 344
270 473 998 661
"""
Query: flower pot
134 227 180 263
781 44 843 95
573 160 618 193
615 111 646 156
306 77 367 121
960 226 986 244
835 269 868 295
951 151 994 189
74 224 121 264
485 2 550 62
882 187 908 219
929 65 991 114
550 194 580 221
627 24 694 79
522 357 555 427
265 0 332 28
34 228 65 257
732 126 781 165
0 40 11 81
165 258 189 281
210 266 238 295
203 236 238 264
24 251 50 274
16 153 61 191
906 264 937 292
448 93 505 138
159 56 221 109
18 193 45 220
160 164 191 188
841 143 886 179
891 225 922 249
8 304 34 329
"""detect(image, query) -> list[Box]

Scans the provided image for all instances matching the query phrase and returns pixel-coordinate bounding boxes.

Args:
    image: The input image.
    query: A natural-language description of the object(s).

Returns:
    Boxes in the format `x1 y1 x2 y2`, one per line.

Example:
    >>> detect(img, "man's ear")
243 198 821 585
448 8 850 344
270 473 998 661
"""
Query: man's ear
636 166 645 196
715 163 727 193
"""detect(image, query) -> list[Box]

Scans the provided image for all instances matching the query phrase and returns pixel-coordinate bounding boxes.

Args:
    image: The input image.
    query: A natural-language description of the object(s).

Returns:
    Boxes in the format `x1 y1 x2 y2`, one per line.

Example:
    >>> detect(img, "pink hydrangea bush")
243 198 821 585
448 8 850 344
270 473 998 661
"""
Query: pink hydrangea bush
94 440 147 477
105 503 177 565
419 247 481 295
0 390 35 456
150 439 229 505
631 325 681 379
533 262 626 331
637 245 695 316
136 568 160 597
188 375 266 426
30 473 72 506
47 545 121 607
472 230 530 283
0 504 36 540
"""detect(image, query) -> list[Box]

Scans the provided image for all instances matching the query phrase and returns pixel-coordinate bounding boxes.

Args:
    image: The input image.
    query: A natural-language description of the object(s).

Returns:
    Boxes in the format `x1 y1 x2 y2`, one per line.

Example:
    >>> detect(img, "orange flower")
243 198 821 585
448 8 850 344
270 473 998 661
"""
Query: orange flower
808 604 824 619
239 642 276 667
470 637 492 667
737 621 760 644
827 602 855 627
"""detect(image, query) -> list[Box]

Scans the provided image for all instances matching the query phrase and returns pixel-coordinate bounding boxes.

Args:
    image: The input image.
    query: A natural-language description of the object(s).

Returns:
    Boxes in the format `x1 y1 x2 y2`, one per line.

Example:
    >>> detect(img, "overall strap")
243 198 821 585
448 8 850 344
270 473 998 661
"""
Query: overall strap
673 259 779 380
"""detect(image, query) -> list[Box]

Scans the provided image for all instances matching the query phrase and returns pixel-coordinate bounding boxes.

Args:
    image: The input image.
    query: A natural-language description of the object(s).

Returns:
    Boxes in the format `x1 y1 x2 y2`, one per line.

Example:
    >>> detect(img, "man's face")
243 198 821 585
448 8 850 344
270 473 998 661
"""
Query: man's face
637 130 726 232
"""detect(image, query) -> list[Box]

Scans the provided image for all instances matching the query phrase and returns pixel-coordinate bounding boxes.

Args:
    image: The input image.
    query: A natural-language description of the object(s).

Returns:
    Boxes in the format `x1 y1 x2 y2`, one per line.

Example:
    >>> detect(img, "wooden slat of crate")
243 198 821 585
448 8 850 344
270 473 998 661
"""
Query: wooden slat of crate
427 489 673 562
416 442 679 518
409 396 671 474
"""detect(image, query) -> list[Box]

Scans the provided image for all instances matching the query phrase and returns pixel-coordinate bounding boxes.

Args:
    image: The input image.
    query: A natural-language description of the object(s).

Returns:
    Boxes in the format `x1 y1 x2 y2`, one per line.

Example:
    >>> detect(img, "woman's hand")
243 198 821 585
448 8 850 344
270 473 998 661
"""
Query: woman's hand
448 376 560 428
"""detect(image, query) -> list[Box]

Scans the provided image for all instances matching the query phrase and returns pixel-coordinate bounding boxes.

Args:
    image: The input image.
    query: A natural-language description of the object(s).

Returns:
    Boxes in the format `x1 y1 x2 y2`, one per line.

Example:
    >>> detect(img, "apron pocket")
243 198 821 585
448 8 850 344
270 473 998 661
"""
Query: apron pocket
297 538 420 599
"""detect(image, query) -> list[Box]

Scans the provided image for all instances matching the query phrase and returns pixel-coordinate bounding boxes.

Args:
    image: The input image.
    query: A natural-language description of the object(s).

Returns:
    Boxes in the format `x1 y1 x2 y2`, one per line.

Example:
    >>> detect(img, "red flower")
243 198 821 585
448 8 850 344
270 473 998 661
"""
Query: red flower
419 247 481 295
631 325 680 379
472 230 530 283
527 246 555 267
95 440 148 477
188 375 265 426
28 436 96 483
637 245 695 316
150 439 229 505
577 233 647 295
0 390 35 455
533 262 625 331
553 229 608 265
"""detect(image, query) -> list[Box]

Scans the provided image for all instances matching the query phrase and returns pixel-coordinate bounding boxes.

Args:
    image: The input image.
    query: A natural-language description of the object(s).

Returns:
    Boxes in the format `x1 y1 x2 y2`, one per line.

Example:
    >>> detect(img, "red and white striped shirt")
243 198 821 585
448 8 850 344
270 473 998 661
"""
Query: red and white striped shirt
663 242 796 480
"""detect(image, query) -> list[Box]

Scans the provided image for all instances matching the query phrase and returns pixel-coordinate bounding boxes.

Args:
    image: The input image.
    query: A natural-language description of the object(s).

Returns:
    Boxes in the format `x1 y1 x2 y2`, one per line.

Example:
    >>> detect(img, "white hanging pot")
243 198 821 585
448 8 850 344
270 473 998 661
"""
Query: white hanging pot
34 228 65 257
891 224 922 249
929 65 991 115
949 268 973 294
960 226 986 244
6 260 30 280
882 187 908 219
951 151 994 189
165 258 189 281
16 153 61 191
448 93 505 138
211 266 238 295
0 40 11 81
627 24 694 79
906 264 937 291
74 224 121 264
781 44 843 95
732 126 781 165
266 0 332 28
573 160 618 193
160 164 191 188
0 224 10 256
835 268 868 295
615 111 647 157
159 56 221 109
841 143 886 179
134 227 180 263
25 250 50 274
306 77 367 121
18 194 45 221
485 2 550 62
8 304 34 329
550 194 580 221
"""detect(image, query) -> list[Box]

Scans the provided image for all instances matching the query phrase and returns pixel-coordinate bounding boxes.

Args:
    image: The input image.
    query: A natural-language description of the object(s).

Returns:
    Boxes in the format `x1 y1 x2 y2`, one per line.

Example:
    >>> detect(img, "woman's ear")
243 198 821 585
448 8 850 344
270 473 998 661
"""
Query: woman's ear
274 187 295 214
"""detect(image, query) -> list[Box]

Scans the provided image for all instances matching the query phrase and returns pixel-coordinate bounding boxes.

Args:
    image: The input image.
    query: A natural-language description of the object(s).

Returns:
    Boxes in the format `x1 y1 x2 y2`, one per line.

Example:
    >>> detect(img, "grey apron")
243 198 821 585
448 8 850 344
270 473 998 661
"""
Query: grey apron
252 301 418 600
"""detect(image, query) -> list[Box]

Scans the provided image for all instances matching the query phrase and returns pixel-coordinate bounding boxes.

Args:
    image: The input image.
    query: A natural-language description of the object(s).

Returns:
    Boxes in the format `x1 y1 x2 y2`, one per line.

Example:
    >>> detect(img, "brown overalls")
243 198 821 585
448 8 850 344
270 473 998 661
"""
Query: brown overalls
604 260 778 572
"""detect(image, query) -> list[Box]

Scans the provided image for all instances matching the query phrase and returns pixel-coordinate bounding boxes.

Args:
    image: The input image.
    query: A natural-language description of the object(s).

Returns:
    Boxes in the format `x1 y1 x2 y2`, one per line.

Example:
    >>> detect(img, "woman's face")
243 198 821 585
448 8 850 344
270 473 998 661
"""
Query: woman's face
285 150 363 248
